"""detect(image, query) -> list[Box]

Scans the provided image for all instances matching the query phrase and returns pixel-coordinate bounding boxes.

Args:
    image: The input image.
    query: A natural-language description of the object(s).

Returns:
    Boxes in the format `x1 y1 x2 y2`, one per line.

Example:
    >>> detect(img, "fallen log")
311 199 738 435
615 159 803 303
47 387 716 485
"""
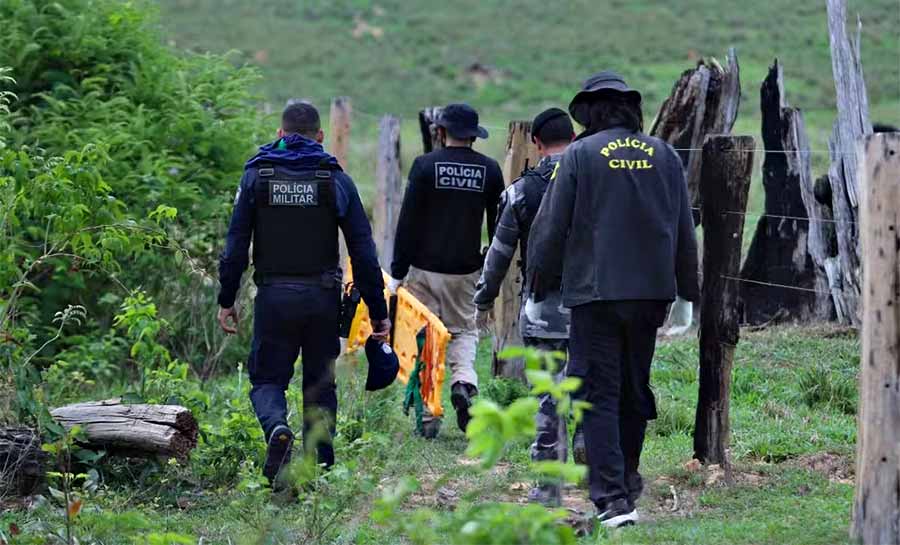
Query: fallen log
0 427 45 497
50 400 198 460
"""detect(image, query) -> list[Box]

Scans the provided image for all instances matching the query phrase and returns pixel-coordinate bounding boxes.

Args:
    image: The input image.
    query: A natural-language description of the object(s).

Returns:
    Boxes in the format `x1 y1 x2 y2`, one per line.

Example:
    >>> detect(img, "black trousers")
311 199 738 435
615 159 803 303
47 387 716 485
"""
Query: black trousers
568 300 668 508
248 283 341 467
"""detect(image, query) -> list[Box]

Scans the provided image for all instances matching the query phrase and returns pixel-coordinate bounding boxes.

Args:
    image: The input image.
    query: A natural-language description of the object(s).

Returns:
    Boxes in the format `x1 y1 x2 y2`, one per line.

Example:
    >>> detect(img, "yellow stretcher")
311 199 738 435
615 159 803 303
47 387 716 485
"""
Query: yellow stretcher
345 269 450 417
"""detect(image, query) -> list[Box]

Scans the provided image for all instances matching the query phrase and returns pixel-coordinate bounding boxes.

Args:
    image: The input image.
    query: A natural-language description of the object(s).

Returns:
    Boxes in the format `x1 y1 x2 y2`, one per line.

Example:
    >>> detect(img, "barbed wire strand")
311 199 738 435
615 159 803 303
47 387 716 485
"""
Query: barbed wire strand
720 275 834 296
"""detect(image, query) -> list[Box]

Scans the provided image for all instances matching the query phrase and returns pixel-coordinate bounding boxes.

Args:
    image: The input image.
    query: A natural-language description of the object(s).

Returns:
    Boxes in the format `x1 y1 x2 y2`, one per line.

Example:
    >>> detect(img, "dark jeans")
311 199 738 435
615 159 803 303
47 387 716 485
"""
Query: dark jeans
525 337 569 464
568 300 668 508
248 283 341 467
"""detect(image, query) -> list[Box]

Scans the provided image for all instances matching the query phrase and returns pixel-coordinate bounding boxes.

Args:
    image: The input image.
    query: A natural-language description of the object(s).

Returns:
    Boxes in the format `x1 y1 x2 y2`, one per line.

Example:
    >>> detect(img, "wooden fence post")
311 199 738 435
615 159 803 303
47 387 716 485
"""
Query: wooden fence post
693 135 755 464
852 132 900 544
740 60 828 324
373 115 403 270
492 121 538 380
329 97 352 168
418 107 444 153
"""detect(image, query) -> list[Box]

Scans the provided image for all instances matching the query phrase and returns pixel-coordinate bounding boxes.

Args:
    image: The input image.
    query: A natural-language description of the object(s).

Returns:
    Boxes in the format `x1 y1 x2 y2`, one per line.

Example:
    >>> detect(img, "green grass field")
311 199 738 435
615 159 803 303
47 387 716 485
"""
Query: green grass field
156 0 899 225
2 326 860 544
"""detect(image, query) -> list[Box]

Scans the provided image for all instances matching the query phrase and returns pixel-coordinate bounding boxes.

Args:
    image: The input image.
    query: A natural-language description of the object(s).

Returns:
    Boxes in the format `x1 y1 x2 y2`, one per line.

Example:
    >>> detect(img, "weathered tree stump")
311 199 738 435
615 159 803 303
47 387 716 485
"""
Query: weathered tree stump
739 61 829 324
0 427 46 497
852 132 900 545
694 135 754 465
803 0 873 326
418 107 444 154
50 400 198 460
650 48 741 223
492 121 538 381
373 115 404 270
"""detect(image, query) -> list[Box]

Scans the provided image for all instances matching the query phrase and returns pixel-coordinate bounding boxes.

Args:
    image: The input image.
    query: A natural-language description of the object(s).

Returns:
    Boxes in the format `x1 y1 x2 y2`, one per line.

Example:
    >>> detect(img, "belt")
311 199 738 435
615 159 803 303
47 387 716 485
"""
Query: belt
255 271 339 287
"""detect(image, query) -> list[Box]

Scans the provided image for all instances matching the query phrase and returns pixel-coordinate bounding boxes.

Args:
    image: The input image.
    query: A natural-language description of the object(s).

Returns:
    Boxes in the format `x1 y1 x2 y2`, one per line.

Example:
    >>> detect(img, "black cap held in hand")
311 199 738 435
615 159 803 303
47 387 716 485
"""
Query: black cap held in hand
436 103 489 140
365 336 400 391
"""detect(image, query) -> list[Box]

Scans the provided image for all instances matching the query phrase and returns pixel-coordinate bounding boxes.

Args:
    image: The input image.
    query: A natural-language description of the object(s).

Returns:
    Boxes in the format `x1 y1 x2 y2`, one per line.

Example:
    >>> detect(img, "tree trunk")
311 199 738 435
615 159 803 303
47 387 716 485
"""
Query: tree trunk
650 48 741 223
739 60 830 324
806 0 873 326
492 121 538 381
694 135 755 465
0 427 46 497
852 133 900 545
50 400 198 460
418 107 444 154
373 115 403 270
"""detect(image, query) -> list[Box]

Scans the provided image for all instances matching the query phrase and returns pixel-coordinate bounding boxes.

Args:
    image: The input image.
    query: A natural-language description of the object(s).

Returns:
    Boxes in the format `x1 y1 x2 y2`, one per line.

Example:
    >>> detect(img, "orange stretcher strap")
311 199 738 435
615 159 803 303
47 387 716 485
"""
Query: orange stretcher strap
345 268 450 417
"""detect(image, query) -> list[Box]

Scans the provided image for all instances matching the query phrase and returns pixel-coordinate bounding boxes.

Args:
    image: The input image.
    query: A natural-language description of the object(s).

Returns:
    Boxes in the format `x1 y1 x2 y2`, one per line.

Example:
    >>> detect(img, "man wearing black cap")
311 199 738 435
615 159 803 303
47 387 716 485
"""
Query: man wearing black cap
390 103 505 437
217 102 390 484
529 72 700 527
473 108 583 506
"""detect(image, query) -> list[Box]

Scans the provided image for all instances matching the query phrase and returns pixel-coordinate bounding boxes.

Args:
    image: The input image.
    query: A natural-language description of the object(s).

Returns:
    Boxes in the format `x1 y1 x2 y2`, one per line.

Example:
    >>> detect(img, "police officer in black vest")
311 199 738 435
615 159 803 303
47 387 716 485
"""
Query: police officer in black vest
529 72 699 527
217 103 390 483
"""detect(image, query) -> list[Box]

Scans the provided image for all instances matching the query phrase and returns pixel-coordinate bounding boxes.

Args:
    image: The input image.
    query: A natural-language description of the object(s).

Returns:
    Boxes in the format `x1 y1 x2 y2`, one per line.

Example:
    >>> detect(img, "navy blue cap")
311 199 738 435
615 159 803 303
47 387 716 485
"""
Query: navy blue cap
365 337 400 391
436 103 489 140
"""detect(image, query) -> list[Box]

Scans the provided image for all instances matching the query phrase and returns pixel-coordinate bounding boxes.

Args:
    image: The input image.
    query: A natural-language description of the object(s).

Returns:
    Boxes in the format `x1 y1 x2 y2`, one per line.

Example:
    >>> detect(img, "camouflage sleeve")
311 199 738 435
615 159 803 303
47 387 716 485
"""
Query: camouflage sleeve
473 184 522 310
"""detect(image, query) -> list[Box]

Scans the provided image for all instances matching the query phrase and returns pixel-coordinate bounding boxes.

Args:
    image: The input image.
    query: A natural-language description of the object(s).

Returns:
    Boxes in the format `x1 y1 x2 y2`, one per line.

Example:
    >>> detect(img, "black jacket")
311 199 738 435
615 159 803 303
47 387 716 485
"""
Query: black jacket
528 127 700 308
391 146 504 279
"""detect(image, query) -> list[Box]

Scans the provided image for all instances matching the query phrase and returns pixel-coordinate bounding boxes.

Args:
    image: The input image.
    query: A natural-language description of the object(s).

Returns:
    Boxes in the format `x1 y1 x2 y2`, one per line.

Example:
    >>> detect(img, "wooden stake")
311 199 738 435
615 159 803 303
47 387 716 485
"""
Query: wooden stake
693 135 754 464
740 60 828 324
418 107 444 154
852 132 900 544
328 97 352 169
373 115 403 270
492 121 538 380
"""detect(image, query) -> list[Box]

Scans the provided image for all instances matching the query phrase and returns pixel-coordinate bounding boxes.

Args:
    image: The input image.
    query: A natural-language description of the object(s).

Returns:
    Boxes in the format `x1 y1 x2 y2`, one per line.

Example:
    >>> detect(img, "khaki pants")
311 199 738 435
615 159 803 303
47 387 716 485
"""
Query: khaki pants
405 266 480 390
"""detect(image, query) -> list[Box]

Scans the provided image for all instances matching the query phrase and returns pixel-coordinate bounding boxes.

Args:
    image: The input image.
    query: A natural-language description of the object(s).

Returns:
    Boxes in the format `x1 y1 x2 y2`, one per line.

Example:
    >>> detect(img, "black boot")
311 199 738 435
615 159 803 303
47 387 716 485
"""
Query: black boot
263 424 294 485
451 382 476 432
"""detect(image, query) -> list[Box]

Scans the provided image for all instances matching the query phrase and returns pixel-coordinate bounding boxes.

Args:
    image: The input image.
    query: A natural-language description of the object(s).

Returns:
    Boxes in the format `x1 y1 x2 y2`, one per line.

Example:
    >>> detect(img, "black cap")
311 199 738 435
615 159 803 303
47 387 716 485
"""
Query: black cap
436 103 489 140
531 108 570 142
568 71 642 126
365 337 400 391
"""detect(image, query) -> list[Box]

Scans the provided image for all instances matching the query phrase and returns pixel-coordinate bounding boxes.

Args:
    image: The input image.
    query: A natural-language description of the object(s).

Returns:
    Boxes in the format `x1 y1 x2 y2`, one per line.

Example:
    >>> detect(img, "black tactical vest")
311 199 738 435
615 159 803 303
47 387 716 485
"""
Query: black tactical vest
252 164 339 277
514 161 555 274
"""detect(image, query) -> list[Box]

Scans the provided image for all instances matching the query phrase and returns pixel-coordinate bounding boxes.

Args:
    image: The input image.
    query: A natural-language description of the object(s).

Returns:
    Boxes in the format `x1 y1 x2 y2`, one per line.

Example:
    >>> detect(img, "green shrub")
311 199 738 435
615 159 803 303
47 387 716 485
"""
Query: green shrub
481 376 531 407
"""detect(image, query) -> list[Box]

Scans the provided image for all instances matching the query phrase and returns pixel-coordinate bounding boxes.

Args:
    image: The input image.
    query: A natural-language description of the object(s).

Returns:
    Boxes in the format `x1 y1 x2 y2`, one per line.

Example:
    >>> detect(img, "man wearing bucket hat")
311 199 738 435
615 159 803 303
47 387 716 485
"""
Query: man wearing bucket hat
390 103 505 437
528 72 699 528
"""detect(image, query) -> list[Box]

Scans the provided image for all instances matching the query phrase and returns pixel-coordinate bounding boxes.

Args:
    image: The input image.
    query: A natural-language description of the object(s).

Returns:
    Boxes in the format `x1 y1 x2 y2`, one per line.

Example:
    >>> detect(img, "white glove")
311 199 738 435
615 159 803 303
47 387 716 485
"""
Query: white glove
387 277 403 294
664 297 693 336
475 306 494 333
524 296 549 328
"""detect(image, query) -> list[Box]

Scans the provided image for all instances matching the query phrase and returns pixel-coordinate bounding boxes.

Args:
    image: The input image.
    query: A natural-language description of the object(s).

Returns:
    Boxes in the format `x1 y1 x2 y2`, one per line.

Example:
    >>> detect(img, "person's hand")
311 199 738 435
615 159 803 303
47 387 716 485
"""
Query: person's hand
218 306 240 335
524 296 548 327
387 277 403 294
664 297 693 336
475 306 494 333
371 318 391 342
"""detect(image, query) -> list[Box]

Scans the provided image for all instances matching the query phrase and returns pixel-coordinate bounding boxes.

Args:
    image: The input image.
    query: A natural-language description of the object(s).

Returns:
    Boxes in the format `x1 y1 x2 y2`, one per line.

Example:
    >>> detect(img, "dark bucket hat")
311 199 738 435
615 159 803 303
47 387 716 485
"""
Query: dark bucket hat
365 336 400 391
436 103 489 140
568 71 642 127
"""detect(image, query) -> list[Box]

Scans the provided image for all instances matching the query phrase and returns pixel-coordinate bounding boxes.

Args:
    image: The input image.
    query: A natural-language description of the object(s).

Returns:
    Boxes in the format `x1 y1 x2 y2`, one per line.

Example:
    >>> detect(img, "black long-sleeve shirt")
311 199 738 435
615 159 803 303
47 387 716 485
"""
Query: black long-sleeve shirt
391 146 504 279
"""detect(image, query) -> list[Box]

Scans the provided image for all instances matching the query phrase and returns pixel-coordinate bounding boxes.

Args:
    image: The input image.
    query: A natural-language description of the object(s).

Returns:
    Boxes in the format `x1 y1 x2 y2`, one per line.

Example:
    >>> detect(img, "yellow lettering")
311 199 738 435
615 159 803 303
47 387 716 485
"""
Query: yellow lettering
646 147 654 157
608 142 618 151
601 146 610 157
609 159 621 169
